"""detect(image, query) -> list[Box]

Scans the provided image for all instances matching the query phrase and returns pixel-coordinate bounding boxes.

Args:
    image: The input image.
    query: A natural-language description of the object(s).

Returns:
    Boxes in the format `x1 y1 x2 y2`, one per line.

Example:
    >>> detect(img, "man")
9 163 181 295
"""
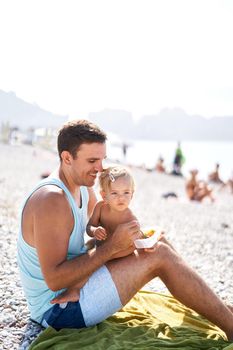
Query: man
17 120 233 339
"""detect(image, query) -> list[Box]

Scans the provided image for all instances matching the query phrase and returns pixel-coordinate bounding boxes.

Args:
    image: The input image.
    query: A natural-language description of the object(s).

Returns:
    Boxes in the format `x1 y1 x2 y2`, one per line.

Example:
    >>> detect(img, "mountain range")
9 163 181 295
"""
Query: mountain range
0 90 67 130
89 108 233 141
1 89 233 141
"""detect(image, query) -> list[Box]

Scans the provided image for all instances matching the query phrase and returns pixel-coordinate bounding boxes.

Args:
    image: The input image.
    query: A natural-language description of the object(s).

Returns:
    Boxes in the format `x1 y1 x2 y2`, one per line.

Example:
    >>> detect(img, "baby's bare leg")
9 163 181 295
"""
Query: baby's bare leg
85 238 96 250
50 288 80 304
50 278 89 304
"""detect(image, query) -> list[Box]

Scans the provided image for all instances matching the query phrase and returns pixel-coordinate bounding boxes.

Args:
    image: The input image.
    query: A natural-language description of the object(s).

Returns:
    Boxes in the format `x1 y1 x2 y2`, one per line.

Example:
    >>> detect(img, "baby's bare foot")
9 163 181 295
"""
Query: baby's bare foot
50 289 80 304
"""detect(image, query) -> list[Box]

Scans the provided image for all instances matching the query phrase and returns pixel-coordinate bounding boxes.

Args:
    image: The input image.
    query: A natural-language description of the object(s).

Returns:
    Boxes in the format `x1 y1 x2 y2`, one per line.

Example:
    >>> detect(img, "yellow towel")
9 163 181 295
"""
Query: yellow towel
29 291 233 350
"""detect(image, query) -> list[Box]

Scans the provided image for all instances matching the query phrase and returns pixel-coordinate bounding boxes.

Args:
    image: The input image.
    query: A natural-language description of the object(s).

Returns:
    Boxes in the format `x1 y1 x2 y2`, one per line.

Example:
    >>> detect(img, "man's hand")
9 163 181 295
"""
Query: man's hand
107 220 141 257
143 231 177 253
93 226 107 240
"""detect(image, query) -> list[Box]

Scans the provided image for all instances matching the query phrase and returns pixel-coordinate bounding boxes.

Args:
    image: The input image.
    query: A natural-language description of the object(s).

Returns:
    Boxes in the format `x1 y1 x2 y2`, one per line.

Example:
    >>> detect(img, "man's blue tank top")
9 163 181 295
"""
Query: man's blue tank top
17 177 89 323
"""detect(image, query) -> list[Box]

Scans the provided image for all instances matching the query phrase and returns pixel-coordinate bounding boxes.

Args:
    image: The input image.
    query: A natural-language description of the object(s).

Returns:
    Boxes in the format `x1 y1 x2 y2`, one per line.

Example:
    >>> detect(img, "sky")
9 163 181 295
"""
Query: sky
0 0 233 121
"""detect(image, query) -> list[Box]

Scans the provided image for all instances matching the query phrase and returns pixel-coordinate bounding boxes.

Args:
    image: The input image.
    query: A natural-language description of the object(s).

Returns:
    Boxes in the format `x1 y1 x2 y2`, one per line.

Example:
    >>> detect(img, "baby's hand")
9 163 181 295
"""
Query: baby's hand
93 226 107 240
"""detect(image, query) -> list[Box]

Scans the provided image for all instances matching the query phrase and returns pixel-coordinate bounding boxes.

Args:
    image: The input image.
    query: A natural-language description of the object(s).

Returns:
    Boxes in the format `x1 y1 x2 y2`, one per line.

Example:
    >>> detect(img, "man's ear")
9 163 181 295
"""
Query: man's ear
61 151 73 165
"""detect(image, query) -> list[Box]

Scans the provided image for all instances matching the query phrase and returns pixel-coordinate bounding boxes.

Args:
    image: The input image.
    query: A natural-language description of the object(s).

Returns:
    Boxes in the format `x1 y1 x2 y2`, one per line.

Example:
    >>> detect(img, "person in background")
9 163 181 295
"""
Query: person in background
155 156 166 173
208 163 225 185
186 169 214 202
121 142 130 162
172 142 185 176
226 172 233 194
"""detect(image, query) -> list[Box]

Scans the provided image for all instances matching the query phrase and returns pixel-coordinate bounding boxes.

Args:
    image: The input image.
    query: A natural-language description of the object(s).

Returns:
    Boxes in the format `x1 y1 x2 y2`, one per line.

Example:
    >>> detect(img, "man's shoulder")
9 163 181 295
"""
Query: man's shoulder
27 184 70 211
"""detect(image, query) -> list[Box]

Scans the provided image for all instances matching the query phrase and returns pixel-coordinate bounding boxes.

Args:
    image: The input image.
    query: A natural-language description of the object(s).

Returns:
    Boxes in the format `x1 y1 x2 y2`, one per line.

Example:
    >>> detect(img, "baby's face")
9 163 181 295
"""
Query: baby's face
104 177 133 212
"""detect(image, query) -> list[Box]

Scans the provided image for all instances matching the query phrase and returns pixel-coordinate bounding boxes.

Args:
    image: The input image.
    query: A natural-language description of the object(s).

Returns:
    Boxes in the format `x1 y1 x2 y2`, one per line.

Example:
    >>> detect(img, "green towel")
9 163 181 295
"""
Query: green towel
29 291 233 350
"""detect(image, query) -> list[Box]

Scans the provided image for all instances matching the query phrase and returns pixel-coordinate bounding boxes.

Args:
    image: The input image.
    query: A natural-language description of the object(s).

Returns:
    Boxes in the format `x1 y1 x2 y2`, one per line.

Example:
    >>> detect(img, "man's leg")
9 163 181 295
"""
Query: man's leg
106 241 233 340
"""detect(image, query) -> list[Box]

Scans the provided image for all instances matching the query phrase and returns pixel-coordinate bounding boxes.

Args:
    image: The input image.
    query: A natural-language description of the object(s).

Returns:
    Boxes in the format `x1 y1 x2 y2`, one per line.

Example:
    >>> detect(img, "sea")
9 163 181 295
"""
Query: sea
107 139 233 182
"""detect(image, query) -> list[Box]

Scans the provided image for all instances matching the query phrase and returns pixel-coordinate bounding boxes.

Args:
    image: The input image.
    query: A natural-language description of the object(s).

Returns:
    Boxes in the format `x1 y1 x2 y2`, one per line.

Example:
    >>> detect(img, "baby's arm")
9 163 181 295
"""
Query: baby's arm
86 201 107 241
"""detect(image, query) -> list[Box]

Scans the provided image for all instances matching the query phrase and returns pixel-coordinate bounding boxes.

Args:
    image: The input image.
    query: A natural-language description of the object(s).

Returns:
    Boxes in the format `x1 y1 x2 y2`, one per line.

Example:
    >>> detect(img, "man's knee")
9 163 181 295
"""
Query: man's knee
155 241 175 262
141 241 175 269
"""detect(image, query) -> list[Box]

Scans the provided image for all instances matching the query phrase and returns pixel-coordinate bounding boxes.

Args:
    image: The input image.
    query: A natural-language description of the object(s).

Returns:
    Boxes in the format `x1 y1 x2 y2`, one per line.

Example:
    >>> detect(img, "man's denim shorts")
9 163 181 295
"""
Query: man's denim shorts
42 265 122 330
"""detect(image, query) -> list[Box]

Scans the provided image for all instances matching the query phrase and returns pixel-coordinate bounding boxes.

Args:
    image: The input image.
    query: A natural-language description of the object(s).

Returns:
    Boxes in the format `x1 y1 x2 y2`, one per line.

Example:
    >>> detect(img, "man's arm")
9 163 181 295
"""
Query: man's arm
33 191 140 292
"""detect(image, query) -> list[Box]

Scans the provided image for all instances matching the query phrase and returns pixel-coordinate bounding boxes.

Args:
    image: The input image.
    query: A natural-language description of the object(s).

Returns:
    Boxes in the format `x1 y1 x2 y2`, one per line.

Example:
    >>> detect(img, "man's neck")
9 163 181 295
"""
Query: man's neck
58 166 81 198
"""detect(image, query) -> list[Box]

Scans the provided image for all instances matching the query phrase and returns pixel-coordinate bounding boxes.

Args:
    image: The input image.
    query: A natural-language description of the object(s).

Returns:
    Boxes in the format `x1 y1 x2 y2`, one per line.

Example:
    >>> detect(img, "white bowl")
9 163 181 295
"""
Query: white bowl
134 227 162 249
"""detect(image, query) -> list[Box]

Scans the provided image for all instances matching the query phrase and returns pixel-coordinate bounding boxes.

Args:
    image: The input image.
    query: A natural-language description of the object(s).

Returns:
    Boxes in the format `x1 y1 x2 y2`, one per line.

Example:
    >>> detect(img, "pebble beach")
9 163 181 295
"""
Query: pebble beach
0 143 233 349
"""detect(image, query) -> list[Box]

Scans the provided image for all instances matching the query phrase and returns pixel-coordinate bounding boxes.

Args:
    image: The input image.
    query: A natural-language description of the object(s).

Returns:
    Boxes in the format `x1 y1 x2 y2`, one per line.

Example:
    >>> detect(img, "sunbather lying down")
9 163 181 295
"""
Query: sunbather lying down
186 169 214 202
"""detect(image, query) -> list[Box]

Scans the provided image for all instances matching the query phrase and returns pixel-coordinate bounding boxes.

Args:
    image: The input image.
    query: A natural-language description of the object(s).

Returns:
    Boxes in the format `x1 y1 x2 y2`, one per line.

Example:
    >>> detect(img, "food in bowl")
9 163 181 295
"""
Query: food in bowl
134 227 160 249
142 229 155 238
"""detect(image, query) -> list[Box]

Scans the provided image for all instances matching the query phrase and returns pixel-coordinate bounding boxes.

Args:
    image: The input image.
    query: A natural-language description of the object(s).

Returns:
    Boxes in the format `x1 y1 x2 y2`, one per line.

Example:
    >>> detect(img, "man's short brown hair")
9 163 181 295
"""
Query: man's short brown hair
57 119 107 160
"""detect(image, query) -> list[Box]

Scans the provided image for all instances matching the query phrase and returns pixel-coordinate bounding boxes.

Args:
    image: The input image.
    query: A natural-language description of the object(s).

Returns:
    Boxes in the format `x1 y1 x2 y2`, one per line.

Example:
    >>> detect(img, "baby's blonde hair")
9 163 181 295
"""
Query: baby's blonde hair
99 165 135 192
